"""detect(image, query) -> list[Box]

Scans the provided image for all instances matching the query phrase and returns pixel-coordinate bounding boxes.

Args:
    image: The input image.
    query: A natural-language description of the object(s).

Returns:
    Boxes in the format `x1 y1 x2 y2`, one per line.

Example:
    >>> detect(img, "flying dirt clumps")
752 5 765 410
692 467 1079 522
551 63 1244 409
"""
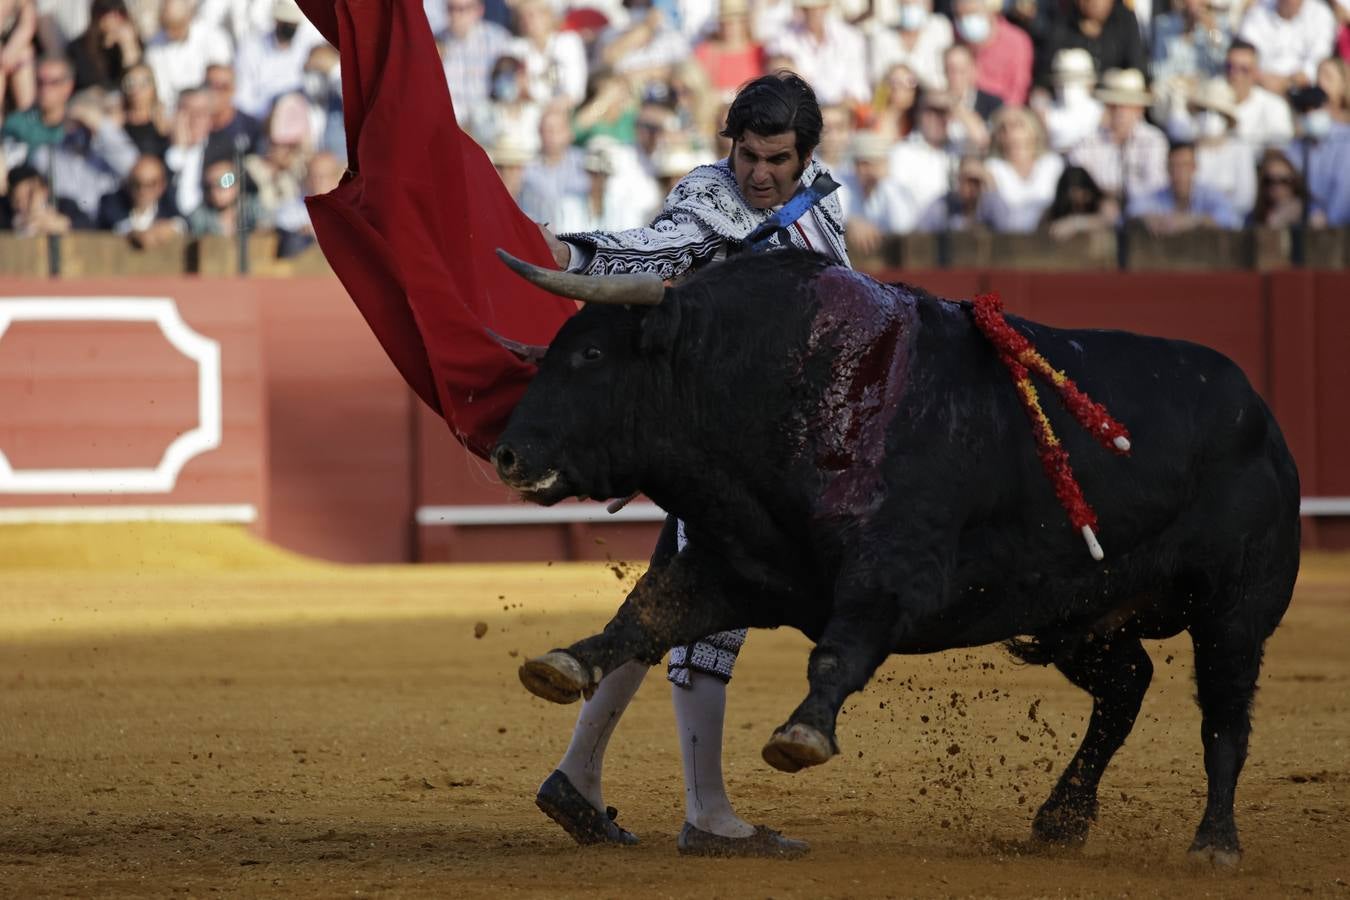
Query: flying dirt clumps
473 622 488 639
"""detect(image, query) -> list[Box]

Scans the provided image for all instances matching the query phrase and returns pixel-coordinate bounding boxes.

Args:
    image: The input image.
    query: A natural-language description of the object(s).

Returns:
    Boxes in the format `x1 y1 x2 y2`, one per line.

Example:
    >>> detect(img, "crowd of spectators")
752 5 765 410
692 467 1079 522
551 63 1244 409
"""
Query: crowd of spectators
2 0 1348 254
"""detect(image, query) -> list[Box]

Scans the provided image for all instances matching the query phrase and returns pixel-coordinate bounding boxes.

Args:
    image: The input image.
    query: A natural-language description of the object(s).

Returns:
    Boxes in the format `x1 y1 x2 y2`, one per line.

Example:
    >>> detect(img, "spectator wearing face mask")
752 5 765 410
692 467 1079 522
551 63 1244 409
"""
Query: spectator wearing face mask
1127 140 1242 231
1224 39 1295 147
1237 0 1337 96
952 0 1032 107
867 0 952 90
1180 77 1257 216
1287 84 1350 225
1035 0 1147 89
466 53 542 155
1036 48 1103 153
232 0 325 119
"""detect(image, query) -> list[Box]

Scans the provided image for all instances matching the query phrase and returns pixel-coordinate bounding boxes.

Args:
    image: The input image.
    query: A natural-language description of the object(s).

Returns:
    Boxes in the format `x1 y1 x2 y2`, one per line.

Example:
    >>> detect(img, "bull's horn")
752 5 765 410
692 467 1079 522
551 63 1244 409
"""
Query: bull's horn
486 327 547 365
495 249 665 306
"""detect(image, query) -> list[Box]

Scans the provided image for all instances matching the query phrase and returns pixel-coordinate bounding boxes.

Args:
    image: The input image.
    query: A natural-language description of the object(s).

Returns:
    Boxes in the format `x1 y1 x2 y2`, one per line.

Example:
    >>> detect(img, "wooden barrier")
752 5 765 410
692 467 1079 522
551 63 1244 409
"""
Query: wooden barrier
0 235 49 277
56 233 190 276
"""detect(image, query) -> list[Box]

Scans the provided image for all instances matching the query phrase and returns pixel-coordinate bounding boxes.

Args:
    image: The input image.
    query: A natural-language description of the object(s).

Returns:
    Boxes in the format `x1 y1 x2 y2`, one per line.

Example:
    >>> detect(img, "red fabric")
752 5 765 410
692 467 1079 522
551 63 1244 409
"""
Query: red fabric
296 0 576 459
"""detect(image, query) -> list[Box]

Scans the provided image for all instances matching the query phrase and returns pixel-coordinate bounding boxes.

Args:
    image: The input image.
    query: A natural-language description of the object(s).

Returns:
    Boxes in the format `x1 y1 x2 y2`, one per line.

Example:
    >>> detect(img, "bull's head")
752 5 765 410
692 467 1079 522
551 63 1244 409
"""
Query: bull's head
489 250 680 506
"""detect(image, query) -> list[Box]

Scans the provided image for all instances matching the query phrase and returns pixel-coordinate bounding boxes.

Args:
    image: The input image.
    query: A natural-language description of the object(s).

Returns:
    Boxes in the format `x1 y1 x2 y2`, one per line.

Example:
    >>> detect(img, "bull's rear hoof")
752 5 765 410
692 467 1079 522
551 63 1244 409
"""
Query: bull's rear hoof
761 723 835 773
1188 844 1242 869
519 652 595 704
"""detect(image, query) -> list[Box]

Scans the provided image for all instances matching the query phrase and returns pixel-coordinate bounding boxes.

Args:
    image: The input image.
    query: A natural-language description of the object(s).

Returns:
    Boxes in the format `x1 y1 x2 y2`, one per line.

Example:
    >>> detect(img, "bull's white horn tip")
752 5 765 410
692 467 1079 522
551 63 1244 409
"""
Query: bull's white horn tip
1082 525 1105 561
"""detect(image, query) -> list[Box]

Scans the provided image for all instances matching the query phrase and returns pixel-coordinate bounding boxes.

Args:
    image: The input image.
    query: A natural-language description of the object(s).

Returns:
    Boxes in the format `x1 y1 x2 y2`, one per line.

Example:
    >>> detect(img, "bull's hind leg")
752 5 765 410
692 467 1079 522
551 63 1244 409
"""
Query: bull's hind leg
1186 619 1265 867
1032 636 1152 846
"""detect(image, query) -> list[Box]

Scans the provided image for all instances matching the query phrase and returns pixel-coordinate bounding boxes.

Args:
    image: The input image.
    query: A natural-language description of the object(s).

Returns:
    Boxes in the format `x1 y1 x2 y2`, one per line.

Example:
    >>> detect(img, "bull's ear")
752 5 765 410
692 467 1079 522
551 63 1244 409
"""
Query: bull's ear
637 298 682 356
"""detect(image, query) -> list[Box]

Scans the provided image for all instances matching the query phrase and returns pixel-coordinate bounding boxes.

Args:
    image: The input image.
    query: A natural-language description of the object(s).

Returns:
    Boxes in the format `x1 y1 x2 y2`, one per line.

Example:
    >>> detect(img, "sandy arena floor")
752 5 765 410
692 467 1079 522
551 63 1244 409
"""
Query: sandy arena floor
1 525 1347 898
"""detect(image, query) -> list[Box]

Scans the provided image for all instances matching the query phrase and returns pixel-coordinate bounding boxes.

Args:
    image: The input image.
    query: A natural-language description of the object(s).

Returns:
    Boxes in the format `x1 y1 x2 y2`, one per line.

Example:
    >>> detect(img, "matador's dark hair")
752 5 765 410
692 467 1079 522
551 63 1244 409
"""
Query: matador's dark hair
721 71 824 161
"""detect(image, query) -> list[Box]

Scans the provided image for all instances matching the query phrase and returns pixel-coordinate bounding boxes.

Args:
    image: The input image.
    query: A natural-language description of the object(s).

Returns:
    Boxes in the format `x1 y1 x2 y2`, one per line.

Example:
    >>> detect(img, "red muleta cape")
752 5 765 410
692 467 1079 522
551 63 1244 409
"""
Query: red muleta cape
296 0 576 459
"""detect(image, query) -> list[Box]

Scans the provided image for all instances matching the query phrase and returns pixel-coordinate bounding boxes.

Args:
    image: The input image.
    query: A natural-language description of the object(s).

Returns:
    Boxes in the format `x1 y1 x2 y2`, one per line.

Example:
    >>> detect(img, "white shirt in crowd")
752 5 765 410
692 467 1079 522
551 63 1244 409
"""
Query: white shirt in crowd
866 13 953 89
984 153 1066 232
1234 85 1297 147
233 23 327 119
839 172 923 234
144 21 233 110
1197 138 1258 215
195 0 277 43
510 32 588 106
166 140 206 218
768 15 871 105
1043 86 1104 153
1237 0 1338 81
888 132 954 217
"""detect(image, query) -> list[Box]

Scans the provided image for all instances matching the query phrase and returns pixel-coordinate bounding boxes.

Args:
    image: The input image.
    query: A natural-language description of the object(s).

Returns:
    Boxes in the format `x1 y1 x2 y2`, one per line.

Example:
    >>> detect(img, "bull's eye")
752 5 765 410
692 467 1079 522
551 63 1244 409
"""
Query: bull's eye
581 346 603 362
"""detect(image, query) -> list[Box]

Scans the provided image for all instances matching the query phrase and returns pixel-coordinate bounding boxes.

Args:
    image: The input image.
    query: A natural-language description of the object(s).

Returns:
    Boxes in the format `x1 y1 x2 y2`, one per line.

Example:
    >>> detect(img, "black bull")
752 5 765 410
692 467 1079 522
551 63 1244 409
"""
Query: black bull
490 249 1299 863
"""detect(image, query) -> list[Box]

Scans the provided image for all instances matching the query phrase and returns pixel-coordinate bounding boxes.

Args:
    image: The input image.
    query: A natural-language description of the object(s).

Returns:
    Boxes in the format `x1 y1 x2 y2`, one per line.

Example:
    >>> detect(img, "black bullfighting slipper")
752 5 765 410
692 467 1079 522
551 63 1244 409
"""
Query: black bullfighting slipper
535 770 639 846
676 822 810 859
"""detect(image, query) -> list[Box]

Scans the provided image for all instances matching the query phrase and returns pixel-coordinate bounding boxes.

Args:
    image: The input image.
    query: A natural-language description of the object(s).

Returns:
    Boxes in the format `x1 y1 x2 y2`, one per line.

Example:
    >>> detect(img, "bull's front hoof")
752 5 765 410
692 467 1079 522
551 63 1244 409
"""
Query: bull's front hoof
1188 840 1242 869
1030 796 1096 847
519 652 597 704
761 723 836 773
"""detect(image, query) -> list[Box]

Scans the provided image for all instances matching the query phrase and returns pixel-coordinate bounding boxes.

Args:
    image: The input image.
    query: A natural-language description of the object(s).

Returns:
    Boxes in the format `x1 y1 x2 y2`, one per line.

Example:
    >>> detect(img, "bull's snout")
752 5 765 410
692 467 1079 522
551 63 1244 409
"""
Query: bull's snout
491 443 523 482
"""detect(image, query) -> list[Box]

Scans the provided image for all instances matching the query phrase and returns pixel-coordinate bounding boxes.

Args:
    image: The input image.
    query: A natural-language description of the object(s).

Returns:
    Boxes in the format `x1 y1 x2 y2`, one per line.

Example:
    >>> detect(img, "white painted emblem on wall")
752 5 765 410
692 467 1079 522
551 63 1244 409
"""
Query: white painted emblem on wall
0 298 222 494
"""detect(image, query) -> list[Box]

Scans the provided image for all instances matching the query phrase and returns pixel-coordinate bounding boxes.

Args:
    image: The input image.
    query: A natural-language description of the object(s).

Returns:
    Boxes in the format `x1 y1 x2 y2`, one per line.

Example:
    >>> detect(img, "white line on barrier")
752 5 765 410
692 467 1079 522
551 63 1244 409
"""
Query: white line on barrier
416 502 667 526
0 297 222 494
417 498 1350 526
0 504 257 524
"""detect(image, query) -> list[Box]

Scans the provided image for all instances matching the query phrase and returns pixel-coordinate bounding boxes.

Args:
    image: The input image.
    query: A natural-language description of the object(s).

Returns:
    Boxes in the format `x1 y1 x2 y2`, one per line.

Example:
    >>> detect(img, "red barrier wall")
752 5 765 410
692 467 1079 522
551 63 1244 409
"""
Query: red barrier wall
3 270 1346 560
0 278 266 525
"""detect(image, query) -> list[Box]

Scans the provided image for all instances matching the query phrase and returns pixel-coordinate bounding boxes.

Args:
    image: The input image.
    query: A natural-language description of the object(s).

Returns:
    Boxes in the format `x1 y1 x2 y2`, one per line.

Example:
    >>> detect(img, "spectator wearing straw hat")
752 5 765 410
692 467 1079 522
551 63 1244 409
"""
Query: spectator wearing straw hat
487 133 534 198
1186 77 1257 216
1067 68 1168 207
839 129 920 253
767 0 869 105
1037 47 1103 153
1127 140 1242 230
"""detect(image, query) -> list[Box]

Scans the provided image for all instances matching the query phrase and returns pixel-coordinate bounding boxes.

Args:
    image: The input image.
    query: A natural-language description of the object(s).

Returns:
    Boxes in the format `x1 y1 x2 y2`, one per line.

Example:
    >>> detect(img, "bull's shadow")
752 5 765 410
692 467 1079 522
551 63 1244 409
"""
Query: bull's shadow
489 248 1301 867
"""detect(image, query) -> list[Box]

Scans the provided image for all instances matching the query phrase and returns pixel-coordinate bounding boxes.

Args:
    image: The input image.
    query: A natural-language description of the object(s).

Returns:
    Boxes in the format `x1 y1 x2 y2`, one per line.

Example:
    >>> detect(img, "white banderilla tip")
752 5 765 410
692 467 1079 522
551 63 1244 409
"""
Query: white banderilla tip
1113 436 1131 452
1082 525 1105 561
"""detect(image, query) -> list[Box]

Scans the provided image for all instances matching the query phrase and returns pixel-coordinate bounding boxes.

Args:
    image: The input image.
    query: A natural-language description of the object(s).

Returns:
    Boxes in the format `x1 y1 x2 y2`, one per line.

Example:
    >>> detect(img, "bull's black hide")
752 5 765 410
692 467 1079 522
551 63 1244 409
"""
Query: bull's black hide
493 250 1300 863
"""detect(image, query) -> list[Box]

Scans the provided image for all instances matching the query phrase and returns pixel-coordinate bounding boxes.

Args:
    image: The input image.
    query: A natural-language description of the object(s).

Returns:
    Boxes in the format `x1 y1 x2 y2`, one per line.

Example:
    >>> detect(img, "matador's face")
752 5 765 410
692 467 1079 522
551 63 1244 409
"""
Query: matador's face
732 130 809 210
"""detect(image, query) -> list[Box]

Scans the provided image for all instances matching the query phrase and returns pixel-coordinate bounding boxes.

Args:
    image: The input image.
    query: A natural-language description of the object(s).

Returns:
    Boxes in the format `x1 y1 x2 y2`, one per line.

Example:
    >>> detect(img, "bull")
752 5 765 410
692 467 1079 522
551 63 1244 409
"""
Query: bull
489 249 1299 864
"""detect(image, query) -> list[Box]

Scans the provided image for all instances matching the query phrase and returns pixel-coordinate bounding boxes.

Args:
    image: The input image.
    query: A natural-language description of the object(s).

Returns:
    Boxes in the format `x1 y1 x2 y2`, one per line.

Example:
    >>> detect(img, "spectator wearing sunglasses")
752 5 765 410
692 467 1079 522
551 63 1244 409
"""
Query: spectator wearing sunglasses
1247 147 1308 227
